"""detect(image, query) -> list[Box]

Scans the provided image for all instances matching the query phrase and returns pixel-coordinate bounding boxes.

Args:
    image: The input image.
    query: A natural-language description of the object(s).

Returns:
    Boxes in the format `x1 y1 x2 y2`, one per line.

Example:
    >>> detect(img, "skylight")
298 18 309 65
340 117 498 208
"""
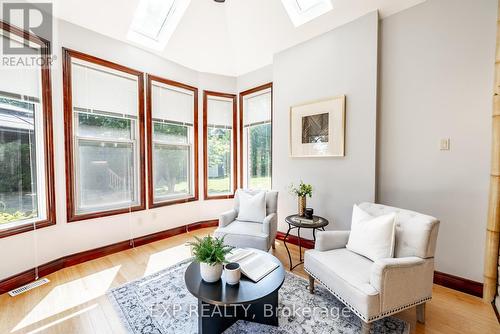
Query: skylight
128 0 191 50
281 0 333 27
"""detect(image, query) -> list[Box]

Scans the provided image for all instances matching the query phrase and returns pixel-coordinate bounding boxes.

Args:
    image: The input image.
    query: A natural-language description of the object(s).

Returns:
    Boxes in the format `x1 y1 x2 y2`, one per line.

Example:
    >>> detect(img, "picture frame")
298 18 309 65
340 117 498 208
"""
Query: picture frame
289 95 346 157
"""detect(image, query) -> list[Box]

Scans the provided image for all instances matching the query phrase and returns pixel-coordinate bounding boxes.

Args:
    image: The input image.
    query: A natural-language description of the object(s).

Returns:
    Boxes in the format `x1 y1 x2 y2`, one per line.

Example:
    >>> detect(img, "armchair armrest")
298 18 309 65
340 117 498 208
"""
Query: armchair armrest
315 230 350 251
262 213 277 237
219 209 238 228
370 257 434 313
370 257 425 289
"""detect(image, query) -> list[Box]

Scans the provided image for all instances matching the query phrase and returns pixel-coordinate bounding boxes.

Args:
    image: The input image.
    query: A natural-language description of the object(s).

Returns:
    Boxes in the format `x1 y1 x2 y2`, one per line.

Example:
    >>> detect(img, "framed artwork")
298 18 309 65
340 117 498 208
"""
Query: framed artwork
289 95 345 157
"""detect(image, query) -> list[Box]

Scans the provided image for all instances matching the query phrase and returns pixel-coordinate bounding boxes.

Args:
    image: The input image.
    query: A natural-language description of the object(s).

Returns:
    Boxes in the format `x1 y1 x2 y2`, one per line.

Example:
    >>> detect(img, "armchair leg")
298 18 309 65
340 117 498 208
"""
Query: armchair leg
361 321 372 334
416 303 426 324
272 242 276 250
308 274 315 294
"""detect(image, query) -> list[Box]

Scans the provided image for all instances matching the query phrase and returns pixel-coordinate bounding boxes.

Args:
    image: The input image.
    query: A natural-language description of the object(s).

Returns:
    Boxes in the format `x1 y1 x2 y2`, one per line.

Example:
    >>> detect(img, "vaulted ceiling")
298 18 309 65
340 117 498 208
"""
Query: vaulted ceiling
51 0 425 76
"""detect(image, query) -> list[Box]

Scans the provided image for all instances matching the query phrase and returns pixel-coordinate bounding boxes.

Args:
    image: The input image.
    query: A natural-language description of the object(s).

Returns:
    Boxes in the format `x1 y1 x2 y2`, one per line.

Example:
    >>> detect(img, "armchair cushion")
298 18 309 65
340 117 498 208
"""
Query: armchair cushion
213 220 268 251
305 248 380 319
235 189 278 216
346 205 396 261
358 203 439 258
236 191 266 223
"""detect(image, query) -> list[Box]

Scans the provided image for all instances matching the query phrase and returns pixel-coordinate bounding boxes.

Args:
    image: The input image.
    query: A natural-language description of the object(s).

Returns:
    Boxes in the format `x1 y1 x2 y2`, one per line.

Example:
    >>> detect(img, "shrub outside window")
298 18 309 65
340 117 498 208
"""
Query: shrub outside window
0 23 55 237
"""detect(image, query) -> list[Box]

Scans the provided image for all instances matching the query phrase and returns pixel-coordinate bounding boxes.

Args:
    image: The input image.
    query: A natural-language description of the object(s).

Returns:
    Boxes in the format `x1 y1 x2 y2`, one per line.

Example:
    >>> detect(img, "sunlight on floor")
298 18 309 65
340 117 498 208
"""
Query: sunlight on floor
25 304 98 334
12 266 121 332
143 243 192 277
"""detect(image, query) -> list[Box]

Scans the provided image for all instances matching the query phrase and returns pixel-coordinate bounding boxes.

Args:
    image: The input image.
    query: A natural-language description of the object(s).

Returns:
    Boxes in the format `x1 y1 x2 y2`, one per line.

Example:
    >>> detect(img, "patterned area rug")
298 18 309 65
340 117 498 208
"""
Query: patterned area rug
107 259 409 334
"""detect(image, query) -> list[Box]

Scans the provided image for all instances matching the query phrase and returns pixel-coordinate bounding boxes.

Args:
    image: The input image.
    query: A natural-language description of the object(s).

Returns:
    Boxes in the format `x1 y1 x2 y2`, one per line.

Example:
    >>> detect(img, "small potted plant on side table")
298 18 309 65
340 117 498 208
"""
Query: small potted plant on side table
188 235 233 283
290 181 313 217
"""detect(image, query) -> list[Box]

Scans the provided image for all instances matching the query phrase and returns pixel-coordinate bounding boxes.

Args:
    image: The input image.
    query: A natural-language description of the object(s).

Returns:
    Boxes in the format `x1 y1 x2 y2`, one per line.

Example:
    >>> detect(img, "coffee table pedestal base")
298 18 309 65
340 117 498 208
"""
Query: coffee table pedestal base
198 290 279 334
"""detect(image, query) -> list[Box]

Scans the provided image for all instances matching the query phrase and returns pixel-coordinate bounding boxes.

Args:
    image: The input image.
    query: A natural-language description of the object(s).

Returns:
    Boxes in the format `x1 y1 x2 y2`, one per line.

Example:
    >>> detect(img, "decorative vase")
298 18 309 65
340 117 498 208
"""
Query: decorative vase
200 262 223 283
298 196 306 216
224 262 241 285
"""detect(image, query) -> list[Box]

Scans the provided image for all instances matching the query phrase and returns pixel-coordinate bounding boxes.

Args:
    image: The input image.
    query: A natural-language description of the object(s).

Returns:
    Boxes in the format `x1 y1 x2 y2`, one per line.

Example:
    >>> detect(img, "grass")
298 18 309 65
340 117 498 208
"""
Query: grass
208 176 272 194
208 177 231 194
249 176 272 190
155 181 189 197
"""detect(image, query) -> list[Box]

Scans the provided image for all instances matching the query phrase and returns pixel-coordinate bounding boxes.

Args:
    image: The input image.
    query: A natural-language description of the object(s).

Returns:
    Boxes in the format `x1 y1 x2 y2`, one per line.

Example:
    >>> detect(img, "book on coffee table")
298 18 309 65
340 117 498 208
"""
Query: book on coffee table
226 248 279 282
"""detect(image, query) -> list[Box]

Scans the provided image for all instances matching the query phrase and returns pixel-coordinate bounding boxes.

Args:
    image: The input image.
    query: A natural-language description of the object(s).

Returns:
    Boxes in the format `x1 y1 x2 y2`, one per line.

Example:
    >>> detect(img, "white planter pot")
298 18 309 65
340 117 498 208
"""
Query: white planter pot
200 262 223 283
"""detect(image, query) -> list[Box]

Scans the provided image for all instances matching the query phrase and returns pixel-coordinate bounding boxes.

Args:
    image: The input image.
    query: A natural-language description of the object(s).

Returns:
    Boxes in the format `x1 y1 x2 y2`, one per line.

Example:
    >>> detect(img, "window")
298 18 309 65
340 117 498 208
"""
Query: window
280 0 333 27
147 75 198 207
203 91 237 199
0 22 55 237
63 49 145 221
240 83 272 190
128 0 191 50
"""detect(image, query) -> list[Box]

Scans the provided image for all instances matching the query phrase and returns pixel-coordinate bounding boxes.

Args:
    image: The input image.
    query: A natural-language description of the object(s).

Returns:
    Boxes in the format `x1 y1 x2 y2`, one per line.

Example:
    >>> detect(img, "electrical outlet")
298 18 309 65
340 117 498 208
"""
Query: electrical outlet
440 138 450 151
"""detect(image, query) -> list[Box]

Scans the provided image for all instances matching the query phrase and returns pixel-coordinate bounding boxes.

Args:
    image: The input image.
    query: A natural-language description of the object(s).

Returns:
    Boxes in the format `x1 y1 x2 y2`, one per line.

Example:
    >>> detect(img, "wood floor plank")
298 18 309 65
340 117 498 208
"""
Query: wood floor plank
0 227 498 334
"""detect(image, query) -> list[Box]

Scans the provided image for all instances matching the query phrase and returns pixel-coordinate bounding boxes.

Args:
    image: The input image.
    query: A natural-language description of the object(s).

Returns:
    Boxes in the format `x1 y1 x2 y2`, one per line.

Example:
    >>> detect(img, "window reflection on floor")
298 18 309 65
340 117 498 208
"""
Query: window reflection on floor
143 244 192 277
24 304 98 334
12 266 121 332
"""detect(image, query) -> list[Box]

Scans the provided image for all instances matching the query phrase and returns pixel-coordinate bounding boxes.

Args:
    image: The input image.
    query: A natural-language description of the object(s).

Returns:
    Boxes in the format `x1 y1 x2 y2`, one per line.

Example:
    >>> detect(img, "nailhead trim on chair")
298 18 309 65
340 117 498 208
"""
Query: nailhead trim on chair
304 267 432 323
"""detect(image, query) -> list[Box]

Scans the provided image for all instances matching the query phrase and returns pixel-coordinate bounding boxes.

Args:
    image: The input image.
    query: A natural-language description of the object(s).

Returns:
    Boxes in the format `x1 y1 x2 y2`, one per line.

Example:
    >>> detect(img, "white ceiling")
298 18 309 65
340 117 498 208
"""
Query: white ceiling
52 0 425 76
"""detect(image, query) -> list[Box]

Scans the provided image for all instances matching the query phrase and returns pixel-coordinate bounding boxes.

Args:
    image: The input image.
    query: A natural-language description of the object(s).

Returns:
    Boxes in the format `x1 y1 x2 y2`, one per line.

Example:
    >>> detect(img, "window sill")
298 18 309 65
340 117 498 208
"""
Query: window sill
204 194 235 200
0 219 56 239
67 203 146 223
148 195 198 209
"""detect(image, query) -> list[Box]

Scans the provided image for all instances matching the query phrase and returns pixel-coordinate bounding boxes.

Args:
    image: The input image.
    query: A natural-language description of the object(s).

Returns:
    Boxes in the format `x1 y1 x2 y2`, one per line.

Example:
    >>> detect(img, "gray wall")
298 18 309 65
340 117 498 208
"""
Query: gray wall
273 12 379 236
378 0 497 282
237 65 273 93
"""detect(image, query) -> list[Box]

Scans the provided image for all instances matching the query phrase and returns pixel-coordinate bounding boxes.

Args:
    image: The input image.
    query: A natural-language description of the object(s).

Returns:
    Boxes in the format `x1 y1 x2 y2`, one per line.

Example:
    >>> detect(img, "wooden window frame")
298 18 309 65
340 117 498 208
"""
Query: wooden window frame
203 90 238 200
146 74 199 208
239 83 273 188
0 21 56 238
63 48 146 222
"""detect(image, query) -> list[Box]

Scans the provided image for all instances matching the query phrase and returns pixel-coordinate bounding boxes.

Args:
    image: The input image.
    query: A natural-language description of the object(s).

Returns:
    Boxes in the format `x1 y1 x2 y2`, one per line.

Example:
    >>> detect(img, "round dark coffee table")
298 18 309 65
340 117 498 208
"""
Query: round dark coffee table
184 249 285 334
283 215 329 270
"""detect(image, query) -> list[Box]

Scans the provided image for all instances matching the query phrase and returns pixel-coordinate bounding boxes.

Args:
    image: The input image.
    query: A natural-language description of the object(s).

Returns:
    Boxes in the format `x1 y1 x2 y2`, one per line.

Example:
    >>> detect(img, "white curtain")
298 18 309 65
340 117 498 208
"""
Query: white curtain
207 97 233 127
243 89 272 126
152 82 194 124
0 36 41 99
71 60 138 117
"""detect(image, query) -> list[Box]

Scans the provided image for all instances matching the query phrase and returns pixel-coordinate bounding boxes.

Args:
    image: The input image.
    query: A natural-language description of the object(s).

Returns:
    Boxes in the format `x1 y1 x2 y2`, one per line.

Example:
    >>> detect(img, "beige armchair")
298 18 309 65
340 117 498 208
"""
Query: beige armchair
213 189 278 251
304 203 440 334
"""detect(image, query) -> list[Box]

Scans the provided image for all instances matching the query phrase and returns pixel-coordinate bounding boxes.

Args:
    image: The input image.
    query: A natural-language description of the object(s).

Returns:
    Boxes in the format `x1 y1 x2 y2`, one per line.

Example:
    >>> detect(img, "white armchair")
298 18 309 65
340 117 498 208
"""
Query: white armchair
213 189 279 251
304 203 440 334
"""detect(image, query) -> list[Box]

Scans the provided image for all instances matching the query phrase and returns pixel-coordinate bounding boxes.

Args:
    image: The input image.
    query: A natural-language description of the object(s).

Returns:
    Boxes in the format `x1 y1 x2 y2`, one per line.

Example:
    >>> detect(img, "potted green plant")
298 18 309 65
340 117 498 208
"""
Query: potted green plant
289 181 313 216
187 235 233 282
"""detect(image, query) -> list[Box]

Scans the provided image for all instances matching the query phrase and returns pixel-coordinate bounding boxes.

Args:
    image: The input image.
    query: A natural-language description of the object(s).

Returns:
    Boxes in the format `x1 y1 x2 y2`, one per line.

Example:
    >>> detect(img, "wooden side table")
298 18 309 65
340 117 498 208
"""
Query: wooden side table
283 214 329 271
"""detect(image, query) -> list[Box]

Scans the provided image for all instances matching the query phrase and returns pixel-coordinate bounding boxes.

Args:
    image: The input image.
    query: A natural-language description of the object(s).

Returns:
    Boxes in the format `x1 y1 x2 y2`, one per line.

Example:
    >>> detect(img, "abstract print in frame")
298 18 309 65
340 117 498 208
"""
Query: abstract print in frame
290 95 345 157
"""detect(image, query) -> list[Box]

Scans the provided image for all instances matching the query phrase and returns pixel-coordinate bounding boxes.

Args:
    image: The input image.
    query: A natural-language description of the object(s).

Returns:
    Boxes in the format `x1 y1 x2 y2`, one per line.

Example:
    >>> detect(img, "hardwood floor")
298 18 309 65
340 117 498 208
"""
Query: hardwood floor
0 227 498 334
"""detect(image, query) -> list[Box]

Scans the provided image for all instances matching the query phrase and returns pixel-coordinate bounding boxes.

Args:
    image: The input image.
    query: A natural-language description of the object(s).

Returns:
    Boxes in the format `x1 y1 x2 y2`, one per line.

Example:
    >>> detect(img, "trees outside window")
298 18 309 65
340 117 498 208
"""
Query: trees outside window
247 122 272 189
203 91 237 199
147 76 198 207
0 101 38 225
207 127 232 194
0 22 55 238
240 84 272 190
